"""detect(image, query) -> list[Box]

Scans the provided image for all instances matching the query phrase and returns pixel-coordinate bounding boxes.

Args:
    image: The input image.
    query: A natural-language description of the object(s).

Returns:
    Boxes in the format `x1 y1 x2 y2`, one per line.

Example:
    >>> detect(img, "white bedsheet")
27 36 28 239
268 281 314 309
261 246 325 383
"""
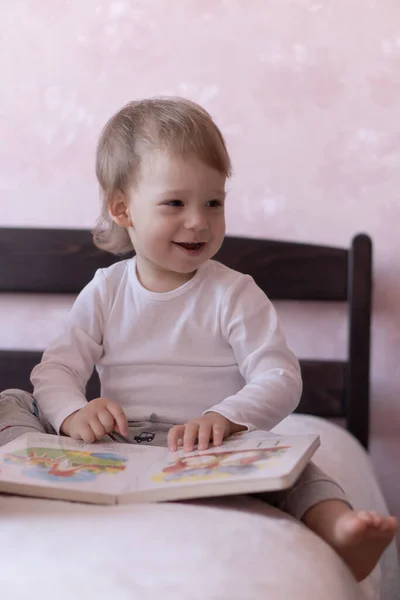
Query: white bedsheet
0 415 398 600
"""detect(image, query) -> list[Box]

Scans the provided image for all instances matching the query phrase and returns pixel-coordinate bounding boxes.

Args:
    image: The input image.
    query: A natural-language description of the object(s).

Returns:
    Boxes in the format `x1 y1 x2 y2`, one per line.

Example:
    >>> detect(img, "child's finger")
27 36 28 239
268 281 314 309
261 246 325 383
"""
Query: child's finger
197 422 212 450
107 401 129 436
89 415 107 440
183 423 199 453
168 425 185 451
78 422 96 444
97 408 115 433
212 423 225 447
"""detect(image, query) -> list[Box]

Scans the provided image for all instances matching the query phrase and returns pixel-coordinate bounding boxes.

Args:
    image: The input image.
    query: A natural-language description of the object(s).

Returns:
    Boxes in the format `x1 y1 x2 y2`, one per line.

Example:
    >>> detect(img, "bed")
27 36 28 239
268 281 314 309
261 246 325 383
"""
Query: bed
0 228 398 600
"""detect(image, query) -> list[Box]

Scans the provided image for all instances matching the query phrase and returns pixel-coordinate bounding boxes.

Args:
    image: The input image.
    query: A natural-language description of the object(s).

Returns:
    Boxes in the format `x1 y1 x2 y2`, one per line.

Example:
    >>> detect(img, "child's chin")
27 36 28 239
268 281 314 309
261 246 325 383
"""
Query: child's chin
175 265 201 274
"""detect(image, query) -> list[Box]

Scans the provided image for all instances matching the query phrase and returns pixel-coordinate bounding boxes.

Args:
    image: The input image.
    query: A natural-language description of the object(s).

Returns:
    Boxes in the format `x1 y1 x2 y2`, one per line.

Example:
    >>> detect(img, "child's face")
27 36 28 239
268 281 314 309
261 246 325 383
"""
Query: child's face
124 150 227 291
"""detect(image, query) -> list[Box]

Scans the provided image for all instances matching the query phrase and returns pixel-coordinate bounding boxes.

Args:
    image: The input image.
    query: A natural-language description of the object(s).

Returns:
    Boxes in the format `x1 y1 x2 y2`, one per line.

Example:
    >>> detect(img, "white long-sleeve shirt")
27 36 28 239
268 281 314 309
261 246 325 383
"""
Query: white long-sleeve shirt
31 257 302 433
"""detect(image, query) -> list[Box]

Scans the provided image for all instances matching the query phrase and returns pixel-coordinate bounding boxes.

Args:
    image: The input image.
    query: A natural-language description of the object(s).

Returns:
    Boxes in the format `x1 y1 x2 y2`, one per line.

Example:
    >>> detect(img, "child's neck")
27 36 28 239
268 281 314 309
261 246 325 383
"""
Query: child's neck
135 257 197 293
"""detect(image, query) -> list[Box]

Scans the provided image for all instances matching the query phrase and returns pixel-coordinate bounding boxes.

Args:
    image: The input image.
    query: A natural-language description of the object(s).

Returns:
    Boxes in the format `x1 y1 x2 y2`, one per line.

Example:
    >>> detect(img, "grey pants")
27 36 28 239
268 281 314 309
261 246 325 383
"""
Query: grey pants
0 389 349 520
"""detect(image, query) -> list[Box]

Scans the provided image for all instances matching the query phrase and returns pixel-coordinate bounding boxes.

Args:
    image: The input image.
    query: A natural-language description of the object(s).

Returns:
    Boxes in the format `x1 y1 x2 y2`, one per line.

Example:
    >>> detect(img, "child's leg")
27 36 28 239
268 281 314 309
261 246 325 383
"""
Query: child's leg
259 462 397 582
268 461 349 520
0 389 55 446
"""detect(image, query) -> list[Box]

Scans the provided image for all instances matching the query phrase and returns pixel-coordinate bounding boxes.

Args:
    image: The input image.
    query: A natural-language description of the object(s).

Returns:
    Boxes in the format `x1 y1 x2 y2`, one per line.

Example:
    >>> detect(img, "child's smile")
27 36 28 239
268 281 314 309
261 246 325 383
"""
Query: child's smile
172 241 207 257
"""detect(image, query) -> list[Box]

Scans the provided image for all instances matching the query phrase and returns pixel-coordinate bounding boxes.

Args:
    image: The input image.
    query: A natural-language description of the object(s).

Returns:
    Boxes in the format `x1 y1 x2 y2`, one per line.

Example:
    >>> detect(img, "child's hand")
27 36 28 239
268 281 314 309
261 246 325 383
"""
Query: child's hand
60 397 129 443
167 412 245 452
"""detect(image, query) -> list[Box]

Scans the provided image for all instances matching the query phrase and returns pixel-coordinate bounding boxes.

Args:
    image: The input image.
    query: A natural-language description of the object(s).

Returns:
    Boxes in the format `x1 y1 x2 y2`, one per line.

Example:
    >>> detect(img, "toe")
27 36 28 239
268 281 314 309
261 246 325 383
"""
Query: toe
357 510 371 521
385 516 398 532
373 515 397 534
369 512 381 527
360 511 381 527
356 511 374 528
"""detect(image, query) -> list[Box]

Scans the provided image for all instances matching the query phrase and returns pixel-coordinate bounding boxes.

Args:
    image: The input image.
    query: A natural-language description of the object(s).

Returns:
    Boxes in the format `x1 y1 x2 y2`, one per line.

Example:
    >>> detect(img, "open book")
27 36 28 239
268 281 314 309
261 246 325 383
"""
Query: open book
0 430 320 505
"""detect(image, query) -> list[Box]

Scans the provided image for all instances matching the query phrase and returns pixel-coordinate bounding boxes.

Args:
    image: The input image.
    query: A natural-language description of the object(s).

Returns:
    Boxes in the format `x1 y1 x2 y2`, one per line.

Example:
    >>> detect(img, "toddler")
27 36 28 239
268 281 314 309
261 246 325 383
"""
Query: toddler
0 97 396 582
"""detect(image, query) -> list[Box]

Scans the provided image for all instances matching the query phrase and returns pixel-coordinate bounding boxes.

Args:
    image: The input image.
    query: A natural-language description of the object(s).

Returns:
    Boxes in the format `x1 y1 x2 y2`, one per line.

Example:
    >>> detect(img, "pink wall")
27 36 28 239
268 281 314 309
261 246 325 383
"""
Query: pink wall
1 1 400 514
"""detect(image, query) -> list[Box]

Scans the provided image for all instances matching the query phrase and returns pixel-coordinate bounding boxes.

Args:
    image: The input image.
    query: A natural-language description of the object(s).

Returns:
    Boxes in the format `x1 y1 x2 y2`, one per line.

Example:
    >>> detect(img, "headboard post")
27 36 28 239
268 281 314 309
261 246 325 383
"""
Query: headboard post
346 234 373 449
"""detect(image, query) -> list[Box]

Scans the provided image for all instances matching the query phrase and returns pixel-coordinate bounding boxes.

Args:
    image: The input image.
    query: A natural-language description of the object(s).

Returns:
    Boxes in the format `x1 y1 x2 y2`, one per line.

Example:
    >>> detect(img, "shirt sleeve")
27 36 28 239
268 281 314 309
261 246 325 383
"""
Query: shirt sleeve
31 269 108 433
205 275 302 431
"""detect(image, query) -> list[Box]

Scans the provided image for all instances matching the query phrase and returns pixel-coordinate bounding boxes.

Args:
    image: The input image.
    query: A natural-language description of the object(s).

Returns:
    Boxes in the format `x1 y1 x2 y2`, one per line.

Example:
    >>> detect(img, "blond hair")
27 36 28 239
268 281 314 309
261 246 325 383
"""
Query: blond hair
93 97 232 254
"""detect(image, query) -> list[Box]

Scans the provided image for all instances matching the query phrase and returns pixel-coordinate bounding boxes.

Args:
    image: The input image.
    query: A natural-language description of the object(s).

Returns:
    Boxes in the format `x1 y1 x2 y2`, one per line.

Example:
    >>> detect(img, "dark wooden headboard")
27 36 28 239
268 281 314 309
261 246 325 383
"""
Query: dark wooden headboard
0 228 372 448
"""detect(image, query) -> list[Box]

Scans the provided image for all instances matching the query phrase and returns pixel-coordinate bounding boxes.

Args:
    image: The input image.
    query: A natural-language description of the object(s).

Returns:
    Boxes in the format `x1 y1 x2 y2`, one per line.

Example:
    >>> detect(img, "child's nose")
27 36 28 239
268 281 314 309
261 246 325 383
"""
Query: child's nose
184 210 208 232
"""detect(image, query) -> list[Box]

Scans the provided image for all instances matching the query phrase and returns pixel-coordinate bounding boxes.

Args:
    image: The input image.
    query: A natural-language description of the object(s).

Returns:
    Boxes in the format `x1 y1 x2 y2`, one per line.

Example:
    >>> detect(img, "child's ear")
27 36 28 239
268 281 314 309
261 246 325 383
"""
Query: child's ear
109 191 133 228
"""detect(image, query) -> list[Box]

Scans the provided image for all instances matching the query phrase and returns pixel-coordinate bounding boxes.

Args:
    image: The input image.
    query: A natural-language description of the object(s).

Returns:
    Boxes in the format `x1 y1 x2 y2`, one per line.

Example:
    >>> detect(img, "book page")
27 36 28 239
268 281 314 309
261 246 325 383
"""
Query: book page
134 430 319 495
0 433 168 498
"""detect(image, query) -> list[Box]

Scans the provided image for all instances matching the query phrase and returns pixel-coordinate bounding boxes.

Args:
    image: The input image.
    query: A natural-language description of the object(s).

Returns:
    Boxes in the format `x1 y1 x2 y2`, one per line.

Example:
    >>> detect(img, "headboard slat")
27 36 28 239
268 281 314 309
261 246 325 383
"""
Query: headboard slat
0 228 348 301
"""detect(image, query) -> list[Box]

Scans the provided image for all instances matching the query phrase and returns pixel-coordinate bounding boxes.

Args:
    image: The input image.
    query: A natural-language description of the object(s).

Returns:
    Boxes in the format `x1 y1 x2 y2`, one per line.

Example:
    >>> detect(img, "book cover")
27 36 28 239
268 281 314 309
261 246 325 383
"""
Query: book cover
0 430 320 505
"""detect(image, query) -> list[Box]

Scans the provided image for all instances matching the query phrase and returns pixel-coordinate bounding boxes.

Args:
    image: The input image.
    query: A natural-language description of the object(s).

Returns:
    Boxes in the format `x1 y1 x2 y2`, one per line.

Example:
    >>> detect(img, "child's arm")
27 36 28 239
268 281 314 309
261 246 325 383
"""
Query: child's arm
31 269 111 434
168 275 302 452
207 274 302 431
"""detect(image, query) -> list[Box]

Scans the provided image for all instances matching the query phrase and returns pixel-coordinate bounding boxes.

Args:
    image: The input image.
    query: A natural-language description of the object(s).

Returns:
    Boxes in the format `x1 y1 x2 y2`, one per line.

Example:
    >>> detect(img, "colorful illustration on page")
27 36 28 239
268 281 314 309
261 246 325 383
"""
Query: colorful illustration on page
152 446 290 484
3 447 127 483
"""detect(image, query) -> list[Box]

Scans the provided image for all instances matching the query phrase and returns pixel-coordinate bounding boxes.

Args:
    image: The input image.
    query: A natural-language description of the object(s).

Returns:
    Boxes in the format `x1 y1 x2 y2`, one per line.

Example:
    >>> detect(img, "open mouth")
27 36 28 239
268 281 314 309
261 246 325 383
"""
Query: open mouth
175 242 204 250
173 242 206 255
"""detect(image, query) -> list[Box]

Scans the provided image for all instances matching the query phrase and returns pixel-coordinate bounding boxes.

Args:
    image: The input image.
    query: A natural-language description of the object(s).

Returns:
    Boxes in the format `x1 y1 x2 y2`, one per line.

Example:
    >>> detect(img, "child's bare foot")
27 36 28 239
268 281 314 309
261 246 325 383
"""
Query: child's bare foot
331 510 398 581
303 501 398 581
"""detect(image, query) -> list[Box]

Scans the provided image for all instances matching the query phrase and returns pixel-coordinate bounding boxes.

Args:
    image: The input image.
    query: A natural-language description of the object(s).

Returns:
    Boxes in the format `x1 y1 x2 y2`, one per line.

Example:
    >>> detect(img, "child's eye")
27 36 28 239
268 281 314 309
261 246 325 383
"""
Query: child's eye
207 199 223 208
166 200 184 207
